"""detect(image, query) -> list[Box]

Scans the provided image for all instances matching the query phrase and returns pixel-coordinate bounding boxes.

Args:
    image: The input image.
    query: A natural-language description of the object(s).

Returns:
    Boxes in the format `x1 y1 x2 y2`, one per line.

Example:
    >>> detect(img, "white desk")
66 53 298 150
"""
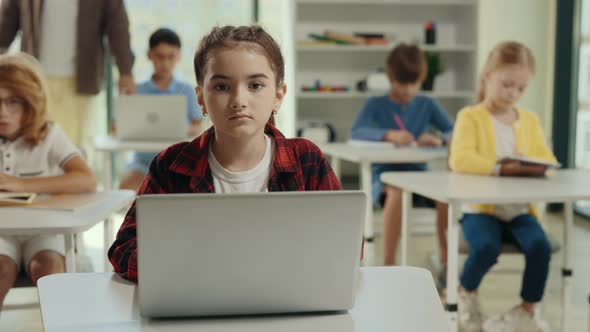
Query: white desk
94 135 180 191
0 190 135 272
320 143 447 240
94 136 180 247
381 169 590 332
37 267 449 332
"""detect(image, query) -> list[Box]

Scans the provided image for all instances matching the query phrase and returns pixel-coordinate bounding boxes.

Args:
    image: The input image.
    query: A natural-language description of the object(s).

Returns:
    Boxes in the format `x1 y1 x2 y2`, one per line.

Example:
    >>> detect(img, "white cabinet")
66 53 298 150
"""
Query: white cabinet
294 0 479 148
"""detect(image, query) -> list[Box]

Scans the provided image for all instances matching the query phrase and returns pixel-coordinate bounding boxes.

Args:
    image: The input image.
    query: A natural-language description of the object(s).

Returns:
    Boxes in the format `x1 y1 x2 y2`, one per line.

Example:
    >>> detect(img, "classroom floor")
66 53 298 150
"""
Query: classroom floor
1 210 589 331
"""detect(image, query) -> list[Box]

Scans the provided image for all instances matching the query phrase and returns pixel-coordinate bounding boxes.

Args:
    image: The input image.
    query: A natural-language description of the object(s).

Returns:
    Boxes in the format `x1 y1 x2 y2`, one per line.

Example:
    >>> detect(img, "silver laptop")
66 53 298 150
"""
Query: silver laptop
136 191 366 318
115 95 187 141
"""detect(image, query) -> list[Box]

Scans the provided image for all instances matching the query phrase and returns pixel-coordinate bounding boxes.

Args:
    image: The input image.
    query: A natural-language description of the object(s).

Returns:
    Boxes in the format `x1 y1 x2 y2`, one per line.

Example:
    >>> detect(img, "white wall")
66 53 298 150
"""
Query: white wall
477 0 556 133
258 0 296 137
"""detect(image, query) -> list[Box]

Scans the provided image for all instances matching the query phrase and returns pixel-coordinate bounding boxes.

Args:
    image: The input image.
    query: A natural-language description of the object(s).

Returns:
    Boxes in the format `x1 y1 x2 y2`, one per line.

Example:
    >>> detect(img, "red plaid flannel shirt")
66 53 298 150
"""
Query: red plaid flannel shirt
108 124 345 281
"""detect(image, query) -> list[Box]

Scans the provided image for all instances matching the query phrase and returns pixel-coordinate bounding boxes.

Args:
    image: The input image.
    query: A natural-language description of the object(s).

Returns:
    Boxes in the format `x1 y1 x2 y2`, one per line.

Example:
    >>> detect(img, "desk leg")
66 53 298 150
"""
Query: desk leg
562 201 573 332
400 190 410 266
104 217 114 272
102 151 114 272
331 156 341 181
103 151 113 190
445 202 459 332
64 233 76 272
359 162 376 266
360 162 374 241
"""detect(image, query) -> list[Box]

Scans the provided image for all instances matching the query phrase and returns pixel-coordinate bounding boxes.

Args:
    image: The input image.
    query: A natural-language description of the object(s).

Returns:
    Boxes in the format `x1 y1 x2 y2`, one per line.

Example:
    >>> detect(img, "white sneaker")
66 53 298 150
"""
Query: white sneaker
458 291 484 332
483 305 543 332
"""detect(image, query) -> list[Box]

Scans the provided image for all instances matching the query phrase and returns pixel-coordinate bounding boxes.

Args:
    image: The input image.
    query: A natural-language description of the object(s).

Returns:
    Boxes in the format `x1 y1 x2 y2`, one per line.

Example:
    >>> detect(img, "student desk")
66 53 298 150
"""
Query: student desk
0 190 135 272
94 136 180 190
94 135 179 248
319 142 447 241
380 169 590 332
37 266 450 332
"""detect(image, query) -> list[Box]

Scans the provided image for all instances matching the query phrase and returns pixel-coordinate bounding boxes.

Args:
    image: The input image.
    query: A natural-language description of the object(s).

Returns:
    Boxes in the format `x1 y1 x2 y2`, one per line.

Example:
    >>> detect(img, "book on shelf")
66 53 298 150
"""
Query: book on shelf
354 33 385 39
308 33 351 45
324 30 366 45
297 39 335 46
354 32 390 45
303 31 391 47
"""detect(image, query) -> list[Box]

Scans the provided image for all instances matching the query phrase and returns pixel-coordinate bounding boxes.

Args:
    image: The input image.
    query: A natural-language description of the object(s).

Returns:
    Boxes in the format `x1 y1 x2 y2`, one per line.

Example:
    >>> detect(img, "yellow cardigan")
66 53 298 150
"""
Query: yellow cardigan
449 103 557 216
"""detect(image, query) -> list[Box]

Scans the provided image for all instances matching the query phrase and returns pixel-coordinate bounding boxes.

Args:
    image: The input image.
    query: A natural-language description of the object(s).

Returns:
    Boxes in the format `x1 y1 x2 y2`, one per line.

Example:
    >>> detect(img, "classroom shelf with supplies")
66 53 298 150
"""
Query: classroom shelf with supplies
294 0 479 173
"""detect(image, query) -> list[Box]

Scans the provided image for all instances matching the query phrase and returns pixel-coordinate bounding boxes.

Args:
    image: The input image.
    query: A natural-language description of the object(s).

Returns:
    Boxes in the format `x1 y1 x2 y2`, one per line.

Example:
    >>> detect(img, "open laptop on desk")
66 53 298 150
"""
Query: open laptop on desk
136 191 366 318
115 95 187 141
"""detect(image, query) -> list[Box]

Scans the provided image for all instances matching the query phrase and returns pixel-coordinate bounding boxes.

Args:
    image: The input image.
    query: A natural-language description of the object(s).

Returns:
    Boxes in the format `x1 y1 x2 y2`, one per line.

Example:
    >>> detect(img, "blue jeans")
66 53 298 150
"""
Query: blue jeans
126 151 158 175
460 213 551 302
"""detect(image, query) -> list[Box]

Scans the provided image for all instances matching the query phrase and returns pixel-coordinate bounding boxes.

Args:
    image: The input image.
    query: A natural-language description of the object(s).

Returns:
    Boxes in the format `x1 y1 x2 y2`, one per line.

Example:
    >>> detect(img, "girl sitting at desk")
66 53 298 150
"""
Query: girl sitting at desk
350 44 453 279
449 41 557 332
108 25 344 282
0 53 96 309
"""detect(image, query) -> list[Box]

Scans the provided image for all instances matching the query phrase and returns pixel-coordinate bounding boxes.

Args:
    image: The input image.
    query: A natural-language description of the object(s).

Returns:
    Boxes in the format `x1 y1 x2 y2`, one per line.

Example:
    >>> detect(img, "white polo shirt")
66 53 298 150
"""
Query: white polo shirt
461 117 528 221
0 123 80 178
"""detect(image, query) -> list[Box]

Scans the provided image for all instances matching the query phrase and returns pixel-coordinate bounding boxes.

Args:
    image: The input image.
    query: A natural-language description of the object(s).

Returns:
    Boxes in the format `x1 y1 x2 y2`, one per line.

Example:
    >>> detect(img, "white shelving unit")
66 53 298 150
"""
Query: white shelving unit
297 43 475 52
296 0 475 5
297 90 475 99
294 0 479 158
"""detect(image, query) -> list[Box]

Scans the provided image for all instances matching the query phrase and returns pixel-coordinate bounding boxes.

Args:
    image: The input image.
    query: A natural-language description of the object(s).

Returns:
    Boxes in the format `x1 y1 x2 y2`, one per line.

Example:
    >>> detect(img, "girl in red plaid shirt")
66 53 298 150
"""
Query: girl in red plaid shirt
109 25 344 281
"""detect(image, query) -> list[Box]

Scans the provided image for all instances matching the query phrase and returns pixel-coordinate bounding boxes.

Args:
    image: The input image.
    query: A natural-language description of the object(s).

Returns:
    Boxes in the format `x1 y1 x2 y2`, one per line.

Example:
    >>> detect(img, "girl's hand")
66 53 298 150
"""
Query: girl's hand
417 133 443 147
384 129 414 146
500 161 546 177
0 173 25 192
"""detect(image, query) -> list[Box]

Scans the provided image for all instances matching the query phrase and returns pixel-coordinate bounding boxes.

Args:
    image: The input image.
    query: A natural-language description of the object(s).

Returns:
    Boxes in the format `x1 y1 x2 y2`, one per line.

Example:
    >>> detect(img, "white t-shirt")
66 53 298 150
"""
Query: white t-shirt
462 117 528 221
0 123 81 178
38 0 78 77
208 135 275 193
491 117 529 221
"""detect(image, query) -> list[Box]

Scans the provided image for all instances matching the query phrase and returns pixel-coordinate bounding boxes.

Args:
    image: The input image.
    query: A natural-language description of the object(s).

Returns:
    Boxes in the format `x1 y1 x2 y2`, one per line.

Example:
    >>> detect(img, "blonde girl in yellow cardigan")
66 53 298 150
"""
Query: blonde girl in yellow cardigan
449 41 556 332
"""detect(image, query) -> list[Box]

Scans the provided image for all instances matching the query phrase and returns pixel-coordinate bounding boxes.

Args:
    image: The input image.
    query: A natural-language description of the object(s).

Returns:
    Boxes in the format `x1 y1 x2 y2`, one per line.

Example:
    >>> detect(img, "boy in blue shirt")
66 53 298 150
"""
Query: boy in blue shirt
119 28 203 191
351 44 452 273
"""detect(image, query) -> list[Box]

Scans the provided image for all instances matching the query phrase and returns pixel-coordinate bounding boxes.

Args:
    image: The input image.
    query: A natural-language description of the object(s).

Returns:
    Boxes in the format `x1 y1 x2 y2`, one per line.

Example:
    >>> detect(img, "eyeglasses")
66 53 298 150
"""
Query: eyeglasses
0 97 24 113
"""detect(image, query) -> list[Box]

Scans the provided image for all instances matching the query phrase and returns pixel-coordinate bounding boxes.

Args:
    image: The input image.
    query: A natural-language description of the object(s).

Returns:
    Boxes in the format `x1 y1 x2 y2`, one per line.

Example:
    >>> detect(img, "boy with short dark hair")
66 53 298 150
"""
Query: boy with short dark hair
118 28 203 191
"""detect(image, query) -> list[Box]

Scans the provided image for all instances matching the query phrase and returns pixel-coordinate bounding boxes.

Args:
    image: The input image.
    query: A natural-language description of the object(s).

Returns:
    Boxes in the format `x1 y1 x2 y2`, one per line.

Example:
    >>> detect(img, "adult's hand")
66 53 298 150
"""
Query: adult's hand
118 74 136 95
